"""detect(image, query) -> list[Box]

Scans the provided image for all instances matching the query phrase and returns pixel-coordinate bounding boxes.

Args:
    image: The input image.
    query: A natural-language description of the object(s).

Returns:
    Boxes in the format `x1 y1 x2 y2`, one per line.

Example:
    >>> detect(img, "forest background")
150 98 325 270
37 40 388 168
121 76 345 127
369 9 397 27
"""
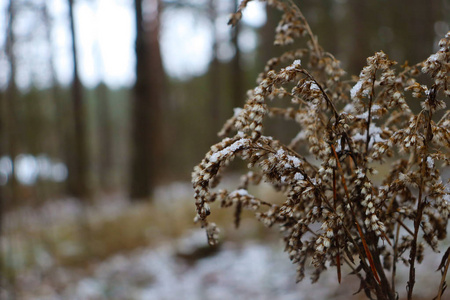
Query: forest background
0 0 449 299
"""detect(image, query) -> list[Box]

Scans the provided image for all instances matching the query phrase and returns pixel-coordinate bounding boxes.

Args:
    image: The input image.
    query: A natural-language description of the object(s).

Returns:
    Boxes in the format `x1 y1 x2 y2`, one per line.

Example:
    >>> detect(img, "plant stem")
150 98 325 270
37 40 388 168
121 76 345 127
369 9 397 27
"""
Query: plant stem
437 248 450 300
365 73 376 155
392 222 401 295
407 110 431 300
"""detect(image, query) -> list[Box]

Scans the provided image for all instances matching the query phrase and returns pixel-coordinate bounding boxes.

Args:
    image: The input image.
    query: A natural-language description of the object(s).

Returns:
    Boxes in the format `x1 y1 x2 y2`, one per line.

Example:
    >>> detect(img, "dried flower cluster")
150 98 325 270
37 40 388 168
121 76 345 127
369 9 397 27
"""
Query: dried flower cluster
193 1 449 299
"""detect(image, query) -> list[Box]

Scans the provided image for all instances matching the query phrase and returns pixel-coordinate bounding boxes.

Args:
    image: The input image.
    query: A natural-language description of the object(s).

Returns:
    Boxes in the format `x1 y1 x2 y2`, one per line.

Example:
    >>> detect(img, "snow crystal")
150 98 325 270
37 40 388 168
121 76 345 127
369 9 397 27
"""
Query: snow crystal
294 173 304 180
277 149 285 156
281 24 290 31
343 103 355 113
352 124 385 149
230 189 249 196
399 172 407 181
286 60 301 71
356 168 365 179
428 53 439 62
287 155 301 168
286 65 295 71
355 111 369 120
350 80 363 99
335 139 343 152
355 105 382 120
233 107 243 117
254 86 263 94
426 156 434 169
352 132 366 142
310 83 320 91
444 194 450 203
209 139 251 163
371 104 382 112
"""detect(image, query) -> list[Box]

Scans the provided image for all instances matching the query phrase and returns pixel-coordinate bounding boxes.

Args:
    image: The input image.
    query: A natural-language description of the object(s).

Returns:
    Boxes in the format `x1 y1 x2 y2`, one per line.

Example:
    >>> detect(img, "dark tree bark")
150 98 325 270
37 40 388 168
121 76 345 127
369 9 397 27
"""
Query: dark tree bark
0 90 4 297
230 0 244 110
96 82 113 191
2 1 19 295
43 2 66 197
129 0 164 200
208 0 221 143
347 0 371 75
68 0 89 199
5 0 20 203
259 3 279 68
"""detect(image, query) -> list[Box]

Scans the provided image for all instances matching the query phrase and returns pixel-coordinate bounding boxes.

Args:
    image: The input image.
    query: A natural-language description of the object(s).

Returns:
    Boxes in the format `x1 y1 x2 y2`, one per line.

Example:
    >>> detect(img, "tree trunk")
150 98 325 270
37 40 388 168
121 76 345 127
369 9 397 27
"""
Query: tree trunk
43 1 66 197
5 0 21 204
230 0 244 110
208 0 221 143
3 1 19 296
129 0 164 200
68 0 89 199
96 82 113 191
348 0 370 75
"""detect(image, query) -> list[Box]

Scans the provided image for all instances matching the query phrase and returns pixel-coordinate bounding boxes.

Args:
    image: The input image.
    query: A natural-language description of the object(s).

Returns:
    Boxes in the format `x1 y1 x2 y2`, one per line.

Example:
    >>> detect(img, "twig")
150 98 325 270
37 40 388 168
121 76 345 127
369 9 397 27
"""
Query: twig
436 247 450 300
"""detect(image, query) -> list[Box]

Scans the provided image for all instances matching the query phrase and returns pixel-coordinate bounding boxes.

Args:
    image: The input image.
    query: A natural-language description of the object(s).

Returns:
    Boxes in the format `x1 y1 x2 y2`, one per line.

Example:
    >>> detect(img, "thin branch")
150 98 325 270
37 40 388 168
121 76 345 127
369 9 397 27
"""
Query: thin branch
437 247 450 300
407 109 432 300
365 72 376 155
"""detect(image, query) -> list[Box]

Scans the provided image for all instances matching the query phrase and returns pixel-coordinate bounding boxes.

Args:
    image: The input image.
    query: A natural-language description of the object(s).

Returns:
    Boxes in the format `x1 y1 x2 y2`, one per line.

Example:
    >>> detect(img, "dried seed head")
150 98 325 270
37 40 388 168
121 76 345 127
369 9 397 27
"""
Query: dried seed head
194 1 449 291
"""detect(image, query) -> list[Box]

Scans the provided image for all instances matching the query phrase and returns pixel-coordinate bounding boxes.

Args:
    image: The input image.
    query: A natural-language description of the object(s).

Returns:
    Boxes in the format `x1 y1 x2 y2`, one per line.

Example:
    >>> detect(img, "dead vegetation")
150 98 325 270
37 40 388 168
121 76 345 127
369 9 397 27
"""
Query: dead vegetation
192 1 450 299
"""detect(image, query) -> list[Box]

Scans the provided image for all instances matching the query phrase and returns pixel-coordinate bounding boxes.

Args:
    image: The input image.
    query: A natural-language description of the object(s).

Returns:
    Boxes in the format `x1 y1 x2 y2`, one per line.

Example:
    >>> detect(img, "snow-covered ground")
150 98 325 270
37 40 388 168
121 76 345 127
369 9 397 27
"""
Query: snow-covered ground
15 231 358 300
11 228 446 300
3 180 449 300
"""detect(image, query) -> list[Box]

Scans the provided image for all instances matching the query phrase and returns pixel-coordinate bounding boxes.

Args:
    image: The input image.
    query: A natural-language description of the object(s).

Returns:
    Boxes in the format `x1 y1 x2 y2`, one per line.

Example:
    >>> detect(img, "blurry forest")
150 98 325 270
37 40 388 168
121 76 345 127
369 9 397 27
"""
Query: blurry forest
0 0 449 299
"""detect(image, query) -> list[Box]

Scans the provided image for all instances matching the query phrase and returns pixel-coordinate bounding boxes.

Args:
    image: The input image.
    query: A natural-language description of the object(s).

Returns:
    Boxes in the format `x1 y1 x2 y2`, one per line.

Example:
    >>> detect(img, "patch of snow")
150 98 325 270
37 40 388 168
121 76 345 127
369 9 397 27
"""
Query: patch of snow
310 83 320 91
444 194 450 203
209 139 251 163
343 103 355 113
287 155 301 168
230 189 249 197
355 104 382 120
350 80 363 99
352 123 385 149
233 107 243 117
355 111 369 120
427 53 439 62
294 173 304 181
426 156 434 169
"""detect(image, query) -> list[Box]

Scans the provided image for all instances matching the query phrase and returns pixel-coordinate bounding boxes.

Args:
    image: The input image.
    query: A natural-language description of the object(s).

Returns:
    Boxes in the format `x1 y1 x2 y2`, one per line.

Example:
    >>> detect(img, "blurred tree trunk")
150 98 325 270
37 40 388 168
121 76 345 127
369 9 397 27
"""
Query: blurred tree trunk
43 2 67 198
260 3 279 69
406 0 438 63
347 0 371 75
68 0 89 199
96 82 113 191
5 0 20 204
3 0 18 295
0 90 4 296
208 0 221 142
230 0 244 109
129 0 164 200
319 0 338 55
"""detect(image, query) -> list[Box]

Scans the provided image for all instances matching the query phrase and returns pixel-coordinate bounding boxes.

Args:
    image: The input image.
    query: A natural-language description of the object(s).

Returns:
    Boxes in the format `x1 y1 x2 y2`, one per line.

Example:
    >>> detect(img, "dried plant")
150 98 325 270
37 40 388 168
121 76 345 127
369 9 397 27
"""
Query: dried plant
192 1 450 299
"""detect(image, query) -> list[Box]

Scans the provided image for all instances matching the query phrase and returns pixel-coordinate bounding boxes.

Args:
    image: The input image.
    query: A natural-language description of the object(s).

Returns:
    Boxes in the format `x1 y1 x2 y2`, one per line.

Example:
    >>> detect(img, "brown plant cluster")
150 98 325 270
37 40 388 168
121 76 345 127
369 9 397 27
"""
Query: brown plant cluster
192 1 450 299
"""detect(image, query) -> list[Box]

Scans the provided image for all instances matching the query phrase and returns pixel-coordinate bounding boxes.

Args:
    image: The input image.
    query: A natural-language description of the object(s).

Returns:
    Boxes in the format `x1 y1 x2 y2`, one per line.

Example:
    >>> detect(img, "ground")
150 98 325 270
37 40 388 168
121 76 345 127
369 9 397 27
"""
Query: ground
2 180 448 299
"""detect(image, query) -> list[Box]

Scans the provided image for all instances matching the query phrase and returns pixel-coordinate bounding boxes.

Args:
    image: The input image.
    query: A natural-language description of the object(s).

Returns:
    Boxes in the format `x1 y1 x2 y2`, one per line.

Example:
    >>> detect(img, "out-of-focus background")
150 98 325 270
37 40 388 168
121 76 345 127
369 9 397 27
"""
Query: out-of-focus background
0 0 448 299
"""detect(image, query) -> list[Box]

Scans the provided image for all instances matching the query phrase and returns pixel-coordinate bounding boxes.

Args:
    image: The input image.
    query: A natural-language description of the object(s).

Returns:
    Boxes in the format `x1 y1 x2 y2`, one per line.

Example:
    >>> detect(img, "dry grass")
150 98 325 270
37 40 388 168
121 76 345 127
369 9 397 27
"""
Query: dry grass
1 182 281 279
